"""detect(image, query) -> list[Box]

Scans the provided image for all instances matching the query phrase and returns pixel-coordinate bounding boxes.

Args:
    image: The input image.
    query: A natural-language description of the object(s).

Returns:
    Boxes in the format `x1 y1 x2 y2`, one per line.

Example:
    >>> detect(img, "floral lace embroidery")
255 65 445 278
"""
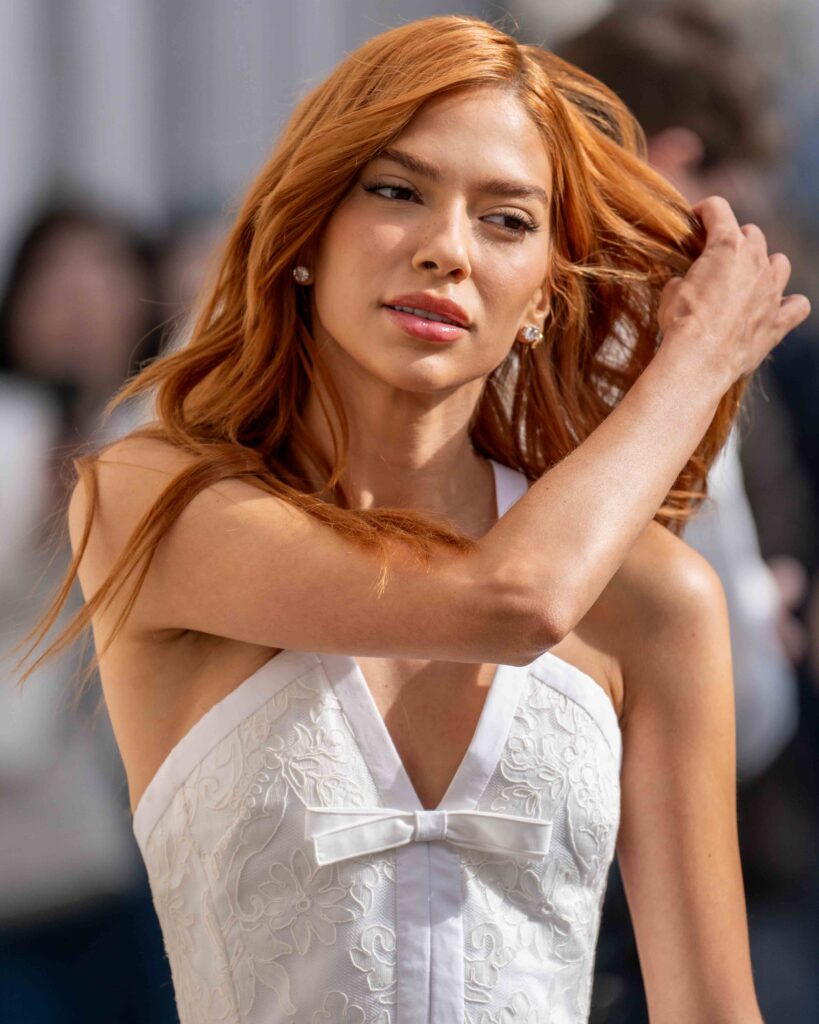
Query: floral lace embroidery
141 663 620 1023
462 680 620 1021
143 666 397 1022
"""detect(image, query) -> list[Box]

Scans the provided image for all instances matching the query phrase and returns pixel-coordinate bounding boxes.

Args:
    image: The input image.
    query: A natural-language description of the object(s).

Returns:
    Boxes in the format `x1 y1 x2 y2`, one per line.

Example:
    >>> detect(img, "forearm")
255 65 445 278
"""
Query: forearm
475 333 731 643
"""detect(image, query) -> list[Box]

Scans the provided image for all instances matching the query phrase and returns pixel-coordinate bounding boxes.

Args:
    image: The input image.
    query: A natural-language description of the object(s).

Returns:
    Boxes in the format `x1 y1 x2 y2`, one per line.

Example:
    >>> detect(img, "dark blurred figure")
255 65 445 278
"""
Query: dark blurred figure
150 209 228 363
556 4 819 1022
0 201 178 1023
0 202 163 436
156 210 226 325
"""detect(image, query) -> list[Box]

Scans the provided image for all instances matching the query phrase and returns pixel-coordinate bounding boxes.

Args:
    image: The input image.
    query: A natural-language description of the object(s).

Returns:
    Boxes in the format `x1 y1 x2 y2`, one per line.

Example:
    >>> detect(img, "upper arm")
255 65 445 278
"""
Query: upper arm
610 525 763 1022
69 436 539 665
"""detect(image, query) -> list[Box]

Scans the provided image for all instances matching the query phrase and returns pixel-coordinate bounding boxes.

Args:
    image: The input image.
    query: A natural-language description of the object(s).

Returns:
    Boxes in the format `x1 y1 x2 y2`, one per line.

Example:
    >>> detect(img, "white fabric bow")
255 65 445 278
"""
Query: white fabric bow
304 805 553 867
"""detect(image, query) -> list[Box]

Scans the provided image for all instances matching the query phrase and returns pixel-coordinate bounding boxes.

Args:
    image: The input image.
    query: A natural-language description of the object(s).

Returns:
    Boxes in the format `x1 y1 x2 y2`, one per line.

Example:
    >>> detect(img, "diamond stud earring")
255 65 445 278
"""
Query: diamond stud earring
292 265 312 284
517 323 544 347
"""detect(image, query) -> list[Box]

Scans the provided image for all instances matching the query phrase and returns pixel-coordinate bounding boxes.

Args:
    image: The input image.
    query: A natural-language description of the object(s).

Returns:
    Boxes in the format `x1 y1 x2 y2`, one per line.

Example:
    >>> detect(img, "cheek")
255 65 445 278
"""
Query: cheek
480 271 532 324
314 216 410 326
478 247 548 324
319 202 405 270
338 222 407 283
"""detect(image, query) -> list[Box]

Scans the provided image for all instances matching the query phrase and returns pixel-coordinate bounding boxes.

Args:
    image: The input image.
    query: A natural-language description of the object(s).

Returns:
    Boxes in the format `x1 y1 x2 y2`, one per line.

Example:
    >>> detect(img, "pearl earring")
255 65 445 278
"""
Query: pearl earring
292 265 312 284
517 323 543 347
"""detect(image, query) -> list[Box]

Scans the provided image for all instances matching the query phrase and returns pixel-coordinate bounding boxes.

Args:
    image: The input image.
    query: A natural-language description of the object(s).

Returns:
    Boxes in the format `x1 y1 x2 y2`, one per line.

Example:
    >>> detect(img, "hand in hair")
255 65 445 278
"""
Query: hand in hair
657 194 809 386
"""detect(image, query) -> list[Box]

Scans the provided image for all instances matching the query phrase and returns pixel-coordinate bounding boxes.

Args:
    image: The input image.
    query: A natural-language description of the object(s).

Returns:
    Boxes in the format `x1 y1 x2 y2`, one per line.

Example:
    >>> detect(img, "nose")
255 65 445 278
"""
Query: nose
411 202 471 283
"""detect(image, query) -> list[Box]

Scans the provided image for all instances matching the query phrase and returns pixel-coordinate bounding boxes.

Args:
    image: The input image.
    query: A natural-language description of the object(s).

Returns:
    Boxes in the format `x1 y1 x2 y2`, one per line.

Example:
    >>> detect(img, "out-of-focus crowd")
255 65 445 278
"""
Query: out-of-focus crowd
0 204 224 1022
0 3 817 1022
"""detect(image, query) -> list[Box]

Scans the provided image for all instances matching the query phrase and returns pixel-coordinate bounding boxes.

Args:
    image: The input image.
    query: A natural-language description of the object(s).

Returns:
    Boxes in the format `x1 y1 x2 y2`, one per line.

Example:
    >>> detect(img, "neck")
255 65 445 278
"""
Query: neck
300 376 497 538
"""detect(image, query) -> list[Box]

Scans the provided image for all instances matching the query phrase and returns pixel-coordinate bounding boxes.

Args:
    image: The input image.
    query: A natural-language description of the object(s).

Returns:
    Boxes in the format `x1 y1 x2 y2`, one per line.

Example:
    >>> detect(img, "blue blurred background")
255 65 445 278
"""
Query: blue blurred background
1 2 817 1021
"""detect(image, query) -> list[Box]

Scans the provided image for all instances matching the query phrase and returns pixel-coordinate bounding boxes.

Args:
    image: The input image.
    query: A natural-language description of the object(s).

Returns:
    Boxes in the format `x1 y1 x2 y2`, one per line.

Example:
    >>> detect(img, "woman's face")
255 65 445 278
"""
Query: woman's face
310 86 552 396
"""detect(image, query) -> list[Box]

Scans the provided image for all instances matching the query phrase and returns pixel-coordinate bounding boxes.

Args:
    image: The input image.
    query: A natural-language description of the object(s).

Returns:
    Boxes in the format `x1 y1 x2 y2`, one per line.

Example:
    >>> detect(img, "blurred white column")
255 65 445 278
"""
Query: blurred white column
0 0 52 285
55 0 163 226
509 0 614 45
293 0 346 93
161 0 301 212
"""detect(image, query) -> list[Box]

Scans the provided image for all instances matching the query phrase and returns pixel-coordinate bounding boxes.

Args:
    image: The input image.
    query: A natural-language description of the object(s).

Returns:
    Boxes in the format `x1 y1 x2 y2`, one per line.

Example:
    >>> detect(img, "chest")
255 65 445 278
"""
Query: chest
355 634 618 810
354 657 499 809
111 626 620 817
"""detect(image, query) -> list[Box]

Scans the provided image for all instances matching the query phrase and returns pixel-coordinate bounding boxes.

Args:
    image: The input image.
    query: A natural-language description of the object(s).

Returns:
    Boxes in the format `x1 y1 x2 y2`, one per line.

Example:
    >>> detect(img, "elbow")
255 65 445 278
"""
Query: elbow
487 565 568 667
519 603 568 665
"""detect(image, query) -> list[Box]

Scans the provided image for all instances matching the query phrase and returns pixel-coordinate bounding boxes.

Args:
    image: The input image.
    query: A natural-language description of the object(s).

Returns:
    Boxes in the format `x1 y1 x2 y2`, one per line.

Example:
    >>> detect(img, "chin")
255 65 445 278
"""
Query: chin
375 360 462 394
323 324 477 394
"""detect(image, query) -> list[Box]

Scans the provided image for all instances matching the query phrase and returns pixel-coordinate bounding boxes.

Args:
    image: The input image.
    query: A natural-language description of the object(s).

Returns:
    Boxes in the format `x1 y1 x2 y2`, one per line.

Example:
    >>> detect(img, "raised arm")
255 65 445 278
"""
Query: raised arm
71 198 808 668
474 196 808 641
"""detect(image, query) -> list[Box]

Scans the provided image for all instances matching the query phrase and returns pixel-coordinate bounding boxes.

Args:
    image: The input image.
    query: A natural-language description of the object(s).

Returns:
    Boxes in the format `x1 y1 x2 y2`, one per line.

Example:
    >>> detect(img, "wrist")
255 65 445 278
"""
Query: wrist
649 327 735 404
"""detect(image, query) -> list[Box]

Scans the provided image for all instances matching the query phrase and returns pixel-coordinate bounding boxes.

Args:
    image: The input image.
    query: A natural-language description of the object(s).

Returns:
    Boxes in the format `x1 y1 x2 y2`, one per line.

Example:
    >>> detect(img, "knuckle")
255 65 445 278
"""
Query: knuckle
741 223 767 247
714 225 741 248
742 223 769 258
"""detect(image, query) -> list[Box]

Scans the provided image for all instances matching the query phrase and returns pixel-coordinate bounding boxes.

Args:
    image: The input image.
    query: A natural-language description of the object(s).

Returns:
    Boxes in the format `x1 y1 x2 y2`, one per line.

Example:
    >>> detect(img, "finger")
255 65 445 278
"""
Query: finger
741 222 768 258
768 252 792 291
774 293 812 337
691 195 741 242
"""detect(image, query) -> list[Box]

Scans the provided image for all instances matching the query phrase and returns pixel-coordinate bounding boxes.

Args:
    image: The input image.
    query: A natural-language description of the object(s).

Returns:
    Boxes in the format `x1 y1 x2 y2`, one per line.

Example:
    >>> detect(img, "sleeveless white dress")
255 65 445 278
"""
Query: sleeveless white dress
132 460 622 1023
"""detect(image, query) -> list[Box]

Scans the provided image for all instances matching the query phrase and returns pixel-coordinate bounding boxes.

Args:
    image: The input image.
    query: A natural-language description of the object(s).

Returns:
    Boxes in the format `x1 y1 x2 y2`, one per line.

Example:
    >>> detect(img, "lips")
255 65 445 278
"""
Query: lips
383 292 471 329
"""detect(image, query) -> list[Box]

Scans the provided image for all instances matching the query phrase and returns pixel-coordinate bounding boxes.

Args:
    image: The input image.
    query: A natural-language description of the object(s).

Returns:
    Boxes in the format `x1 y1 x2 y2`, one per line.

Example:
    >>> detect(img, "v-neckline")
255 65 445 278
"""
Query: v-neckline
317 458 531 813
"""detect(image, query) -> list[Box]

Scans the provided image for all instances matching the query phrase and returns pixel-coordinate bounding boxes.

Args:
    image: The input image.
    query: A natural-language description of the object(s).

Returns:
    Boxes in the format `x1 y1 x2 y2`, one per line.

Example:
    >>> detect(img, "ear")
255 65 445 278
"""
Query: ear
522 281 551 327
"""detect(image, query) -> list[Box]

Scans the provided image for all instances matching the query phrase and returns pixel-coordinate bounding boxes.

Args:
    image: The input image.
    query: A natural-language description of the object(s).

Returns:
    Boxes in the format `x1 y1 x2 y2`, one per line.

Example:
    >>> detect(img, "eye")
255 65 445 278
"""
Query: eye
362 181 540 236
483 210 540 235
361 181 419 202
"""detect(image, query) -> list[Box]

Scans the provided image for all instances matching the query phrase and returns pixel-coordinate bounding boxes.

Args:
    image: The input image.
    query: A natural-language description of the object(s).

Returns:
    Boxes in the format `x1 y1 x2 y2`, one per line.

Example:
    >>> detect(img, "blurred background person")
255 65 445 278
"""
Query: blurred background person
0 201 178 1023
543 2 819 1021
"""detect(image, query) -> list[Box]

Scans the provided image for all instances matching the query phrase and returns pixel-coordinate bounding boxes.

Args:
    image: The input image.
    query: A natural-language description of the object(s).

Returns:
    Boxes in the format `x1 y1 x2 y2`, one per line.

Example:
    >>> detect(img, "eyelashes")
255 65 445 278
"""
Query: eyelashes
360 181 540 236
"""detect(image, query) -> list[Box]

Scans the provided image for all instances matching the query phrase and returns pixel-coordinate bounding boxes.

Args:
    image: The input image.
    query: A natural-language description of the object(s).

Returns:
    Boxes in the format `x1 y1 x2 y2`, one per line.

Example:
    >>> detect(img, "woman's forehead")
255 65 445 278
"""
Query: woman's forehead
379 87 552 198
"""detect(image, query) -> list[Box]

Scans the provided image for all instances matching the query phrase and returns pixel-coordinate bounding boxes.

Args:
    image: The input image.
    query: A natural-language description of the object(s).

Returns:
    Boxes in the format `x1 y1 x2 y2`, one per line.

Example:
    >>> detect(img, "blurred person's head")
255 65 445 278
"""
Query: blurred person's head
0 201 157 434
556 0 781 216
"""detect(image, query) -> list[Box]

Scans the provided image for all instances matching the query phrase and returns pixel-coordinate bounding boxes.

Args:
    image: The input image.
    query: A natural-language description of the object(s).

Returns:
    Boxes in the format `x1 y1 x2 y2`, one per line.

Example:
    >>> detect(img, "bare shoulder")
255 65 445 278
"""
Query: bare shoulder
605 518 724 627
83 431 193 481
67 432 198 616
68 432 194 538
70 432 195 524
596 518 728 722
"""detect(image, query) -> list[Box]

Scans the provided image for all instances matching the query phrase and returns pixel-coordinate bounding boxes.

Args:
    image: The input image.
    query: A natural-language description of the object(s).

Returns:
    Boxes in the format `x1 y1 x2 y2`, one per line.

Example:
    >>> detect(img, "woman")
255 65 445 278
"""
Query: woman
14 15 809 1024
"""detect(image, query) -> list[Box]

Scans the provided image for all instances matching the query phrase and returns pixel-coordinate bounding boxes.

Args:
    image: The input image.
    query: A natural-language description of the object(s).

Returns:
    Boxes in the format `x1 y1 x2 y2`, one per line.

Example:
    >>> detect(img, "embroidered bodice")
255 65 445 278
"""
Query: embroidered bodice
132 460 623 1023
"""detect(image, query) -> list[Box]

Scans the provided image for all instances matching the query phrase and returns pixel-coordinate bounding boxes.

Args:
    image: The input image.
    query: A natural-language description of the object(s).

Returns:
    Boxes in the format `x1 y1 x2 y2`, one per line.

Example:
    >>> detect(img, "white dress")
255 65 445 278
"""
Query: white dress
132 460 622 1023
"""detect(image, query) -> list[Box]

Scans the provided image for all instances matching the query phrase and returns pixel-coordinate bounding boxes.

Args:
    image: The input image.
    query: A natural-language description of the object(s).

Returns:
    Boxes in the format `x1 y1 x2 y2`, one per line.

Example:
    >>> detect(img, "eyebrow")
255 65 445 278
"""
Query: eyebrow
373 146 550 207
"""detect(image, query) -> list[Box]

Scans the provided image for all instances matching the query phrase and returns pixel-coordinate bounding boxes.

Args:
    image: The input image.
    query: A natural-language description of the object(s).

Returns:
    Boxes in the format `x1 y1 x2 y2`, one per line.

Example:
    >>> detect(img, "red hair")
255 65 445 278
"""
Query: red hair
12 14 747 694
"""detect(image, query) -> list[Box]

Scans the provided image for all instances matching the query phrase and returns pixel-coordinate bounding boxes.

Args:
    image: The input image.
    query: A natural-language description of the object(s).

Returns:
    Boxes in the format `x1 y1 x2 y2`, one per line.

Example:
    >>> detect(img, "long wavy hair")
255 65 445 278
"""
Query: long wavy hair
11 14 749 695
